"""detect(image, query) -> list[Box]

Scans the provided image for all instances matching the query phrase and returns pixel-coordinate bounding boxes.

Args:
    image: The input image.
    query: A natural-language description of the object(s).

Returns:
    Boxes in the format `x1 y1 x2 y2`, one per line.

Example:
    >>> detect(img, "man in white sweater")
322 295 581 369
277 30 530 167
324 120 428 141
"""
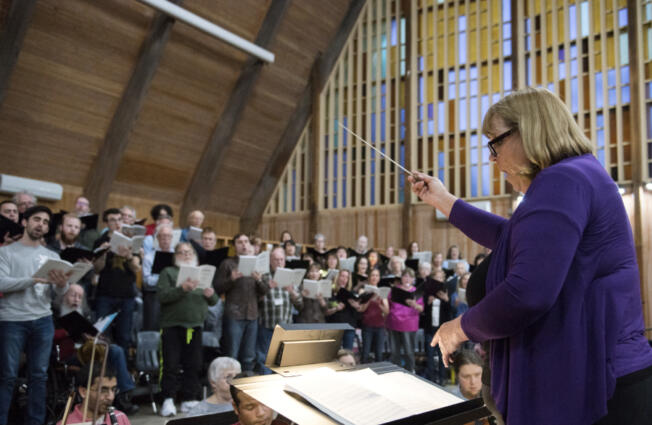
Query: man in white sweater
0 205 69 425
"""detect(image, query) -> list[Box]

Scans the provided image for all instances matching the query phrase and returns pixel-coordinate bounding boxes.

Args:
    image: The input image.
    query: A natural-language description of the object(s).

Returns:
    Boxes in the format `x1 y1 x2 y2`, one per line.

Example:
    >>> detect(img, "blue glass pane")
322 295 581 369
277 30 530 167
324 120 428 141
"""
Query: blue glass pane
548 82 554 91
621 86 630 104
581 2 590 37
400 18 406 44
619 33 629 65
504 60 512 90
342 179 346 207
470 96 478 129
333 152 338 176
419 56 424 71
449 82 456 100
400 143 405 167
471 147 478 164
391 19 397 46
503 40 512 56
470 65 478 79
571 78 578 114
459 68 466 80
618 8 627 27
438 152 445 171
428 120 434 136
471 166 478 197
371 113 376 141
460 81 467 98
400 108 405 124
558 61 565 80
371 177 375 205
493 93 500 104
527 57 532 85
428 103 434 119
597 129 604 147
401 123 405 139
621 66 629 85
503 0 511 21
381 112 386 140
459 15 466 31
570 44 577 59
438 102 445 134
503 23 511 39
526 35 531 51
571 59 578 77
596 113 604 128
470 79 478 96
482 165 490 196
597 149 605 167
449 69 456 83
459 33 467 65
608 69 616 87
558 47 565 62
419 76 424 103
525 18 530 33
647 105 652 138
418 105 423 121
608 88 617 107
569 5 577 39
596 72 603 108
647 82 652 100
438 168 445 183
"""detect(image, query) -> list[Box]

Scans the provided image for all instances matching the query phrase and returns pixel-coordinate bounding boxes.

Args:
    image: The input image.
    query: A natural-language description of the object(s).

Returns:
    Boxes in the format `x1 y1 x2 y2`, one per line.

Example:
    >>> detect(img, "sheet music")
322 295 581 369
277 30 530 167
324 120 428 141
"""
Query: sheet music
339 257 356 272
411 251 432 265
273 268 306 288
284 368 413 425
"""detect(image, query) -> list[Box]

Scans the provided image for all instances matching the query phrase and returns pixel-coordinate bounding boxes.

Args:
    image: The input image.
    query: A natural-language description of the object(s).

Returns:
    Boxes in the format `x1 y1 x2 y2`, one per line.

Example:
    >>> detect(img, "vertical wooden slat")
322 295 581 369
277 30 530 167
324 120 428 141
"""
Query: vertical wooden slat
402 0 414 248
346 41 353 209
397 0 403 202
587 0 598 153
355 20 363 207
432 1 439 180
528 0 536 86
613 0 624 181
374 0 381 205
384 0 392 205
443 0 450 194
317 78 325 211
453 0 460 197
476 0 483 196
551 0 560 93
337 59 344 208
563 0 572 108
600 0 611 170
463 0 471 198
328 79 335 208
365 3 372 206
575 0 584 130
517 0 526 89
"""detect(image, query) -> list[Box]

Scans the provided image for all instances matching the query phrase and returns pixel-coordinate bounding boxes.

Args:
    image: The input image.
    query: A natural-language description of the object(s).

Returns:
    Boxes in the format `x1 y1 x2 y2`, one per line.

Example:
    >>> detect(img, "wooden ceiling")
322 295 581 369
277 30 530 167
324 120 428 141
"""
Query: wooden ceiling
0 0 361 229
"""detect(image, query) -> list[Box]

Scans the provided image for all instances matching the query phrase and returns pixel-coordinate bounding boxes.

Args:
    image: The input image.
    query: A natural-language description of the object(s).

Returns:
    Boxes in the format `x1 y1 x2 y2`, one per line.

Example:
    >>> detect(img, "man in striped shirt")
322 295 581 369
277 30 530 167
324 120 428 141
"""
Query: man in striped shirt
255 247 303 374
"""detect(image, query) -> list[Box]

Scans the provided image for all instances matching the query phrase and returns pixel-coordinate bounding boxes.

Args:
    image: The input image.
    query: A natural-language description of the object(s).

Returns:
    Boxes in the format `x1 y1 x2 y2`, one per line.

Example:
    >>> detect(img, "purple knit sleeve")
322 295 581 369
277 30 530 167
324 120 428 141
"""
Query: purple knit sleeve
449 199 508 249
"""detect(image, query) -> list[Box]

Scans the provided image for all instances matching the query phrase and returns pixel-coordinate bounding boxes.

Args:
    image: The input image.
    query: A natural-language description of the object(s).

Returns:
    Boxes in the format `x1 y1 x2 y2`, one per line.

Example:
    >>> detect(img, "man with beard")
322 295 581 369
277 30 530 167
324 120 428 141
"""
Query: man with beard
0 206 69 425
141 223 174 330
54 284 138 414
157 242 218 417
47 214 85 253
56 363 131 425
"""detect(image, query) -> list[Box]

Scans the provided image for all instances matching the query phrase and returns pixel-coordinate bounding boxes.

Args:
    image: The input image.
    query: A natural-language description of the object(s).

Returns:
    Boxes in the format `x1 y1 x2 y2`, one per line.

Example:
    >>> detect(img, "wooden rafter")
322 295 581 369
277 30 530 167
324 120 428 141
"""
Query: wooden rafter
240 0 367 233
179 0 291 223
84 0 183 213
0 0 38 108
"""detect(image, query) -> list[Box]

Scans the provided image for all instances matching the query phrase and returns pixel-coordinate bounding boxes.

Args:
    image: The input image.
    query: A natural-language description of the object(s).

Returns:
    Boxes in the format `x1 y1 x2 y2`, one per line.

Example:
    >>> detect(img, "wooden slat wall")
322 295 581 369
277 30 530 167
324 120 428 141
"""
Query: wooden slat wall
642 0 652 181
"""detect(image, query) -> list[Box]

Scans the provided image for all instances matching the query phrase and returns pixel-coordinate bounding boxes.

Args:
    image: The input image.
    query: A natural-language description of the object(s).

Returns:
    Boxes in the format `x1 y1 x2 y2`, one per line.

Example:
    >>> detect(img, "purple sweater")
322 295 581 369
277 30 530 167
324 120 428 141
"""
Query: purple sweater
452 154 652 425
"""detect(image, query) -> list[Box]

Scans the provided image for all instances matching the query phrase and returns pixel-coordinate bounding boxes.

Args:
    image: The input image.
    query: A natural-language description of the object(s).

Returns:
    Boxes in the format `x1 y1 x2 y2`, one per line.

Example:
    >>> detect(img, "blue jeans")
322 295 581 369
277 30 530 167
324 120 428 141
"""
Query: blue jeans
342 329 356 350
95 296 135 354
361 326 386 363
108 344 135 392
256 326 275 375
0 316 54 425
223 317 257 372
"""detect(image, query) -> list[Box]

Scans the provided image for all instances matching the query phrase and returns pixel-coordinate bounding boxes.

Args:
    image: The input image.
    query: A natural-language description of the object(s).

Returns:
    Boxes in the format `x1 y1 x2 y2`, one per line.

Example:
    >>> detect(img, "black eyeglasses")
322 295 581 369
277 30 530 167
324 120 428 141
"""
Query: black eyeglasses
487 128 515 157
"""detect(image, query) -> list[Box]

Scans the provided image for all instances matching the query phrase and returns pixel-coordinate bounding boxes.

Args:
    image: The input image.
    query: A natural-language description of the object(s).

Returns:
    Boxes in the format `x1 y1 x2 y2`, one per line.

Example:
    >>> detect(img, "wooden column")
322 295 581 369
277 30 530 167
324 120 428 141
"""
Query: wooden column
627 0 649 332
0 0 38 109
308 55 323 240
401 0 414 249
84 0 183 213
180 0 291 222
240 0 367 234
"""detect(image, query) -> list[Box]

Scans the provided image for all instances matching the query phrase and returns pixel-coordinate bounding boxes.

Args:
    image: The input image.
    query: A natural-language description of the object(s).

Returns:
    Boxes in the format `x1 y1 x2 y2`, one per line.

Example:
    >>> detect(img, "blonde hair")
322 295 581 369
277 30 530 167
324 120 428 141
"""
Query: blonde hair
333 269 352 292
482 87 593 176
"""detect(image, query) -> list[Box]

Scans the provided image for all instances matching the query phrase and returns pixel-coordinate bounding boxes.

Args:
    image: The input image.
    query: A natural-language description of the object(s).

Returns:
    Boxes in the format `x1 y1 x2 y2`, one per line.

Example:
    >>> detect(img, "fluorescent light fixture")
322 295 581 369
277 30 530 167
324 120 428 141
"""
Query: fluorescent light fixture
645 182 652 191
0 174 63 200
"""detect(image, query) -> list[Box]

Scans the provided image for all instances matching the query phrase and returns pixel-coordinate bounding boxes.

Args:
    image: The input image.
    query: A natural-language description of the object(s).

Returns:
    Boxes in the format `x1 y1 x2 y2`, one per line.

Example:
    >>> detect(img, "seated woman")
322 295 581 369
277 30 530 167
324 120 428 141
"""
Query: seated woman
187 357 241 416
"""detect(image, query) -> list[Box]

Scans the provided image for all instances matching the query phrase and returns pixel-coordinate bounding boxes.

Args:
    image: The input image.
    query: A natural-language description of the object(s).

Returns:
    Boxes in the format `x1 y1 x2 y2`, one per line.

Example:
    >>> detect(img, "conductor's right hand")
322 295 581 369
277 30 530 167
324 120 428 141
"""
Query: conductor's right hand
408 171 457 218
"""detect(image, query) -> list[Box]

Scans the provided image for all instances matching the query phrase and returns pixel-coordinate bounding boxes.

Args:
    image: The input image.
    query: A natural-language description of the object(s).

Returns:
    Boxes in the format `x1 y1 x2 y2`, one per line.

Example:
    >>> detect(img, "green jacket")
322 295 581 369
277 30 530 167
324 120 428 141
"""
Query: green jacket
157 266 219 329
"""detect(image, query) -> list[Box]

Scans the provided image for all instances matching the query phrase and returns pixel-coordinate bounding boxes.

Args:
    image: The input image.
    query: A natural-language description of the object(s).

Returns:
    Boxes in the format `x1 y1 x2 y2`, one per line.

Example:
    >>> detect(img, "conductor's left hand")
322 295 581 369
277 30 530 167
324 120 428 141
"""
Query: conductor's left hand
431 315 469 368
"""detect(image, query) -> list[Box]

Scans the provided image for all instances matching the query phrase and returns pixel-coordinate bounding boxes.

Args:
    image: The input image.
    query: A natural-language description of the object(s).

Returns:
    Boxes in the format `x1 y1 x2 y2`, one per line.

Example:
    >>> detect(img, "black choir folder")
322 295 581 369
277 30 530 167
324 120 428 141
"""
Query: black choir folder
229 323 489 425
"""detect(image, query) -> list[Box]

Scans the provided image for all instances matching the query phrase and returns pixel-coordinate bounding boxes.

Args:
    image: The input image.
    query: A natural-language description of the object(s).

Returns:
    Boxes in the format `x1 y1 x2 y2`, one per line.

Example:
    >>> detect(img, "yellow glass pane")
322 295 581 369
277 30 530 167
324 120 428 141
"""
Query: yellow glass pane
558 9 565 41
492 63 501 92
427 74 435 103
607 36 615 68
546 12 553 45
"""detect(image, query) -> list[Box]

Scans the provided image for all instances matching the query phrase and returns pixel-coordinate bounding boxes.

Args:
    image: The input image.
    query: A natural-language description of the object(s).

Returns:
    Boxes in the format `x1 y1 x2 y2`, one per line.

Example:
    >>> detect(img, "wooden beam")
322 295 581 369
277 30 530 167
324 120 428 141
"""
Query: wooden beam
241 0 367 233
179 0 291 221
308 54 322 240
0 0 38 108
84 0 182 213
401 0 413 250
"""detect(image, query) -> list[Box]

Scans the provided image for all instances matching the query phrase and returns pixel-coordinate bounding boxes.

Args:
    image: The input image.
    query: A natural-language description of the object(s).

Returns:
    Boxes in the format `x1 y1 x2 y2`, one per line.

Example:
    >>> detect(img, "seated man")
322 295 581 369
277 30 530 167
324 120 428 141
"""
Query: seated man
229 384 285 425
56 363 131 425
53 284 138 414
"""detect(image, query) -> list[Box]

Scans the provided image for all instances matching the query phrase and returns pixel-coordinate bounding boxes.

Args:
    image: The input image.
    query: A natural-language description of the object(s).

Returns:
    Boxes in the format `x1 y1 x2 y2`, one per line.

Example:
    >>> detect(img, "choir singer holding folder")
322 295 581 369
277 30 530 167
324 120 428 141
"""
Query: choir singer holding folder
408 88 652 425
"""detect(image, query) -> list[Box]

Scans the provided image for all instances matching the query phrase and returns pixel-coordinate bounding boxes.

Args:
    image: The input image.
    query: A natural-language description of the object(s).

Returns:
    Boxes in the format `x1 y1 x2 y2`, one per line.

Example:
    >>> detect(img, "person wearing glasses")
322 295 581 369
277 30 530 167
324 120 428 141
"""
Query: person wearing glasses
157 242 219 417
410 87 652 425
56 363 131 425
187 357 241 417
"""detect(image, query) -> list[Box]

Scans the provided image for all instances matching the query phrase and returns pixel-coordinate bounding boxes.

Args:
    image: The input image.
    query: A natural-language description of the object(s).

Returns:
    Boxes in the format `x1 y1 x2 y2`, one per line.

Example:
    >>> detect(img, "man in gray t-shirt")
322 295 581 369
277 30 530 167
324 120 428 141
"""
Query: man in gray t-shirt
0 206 69 425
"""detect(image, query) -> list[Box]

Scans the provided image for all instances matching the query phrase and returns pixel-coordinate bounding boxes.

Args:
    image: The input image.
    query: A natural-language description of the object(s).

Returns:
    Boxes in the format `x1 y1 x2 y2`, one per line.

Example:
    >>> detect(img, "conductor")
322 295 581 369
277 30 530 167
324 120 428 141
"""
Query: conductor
409 87 652 425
